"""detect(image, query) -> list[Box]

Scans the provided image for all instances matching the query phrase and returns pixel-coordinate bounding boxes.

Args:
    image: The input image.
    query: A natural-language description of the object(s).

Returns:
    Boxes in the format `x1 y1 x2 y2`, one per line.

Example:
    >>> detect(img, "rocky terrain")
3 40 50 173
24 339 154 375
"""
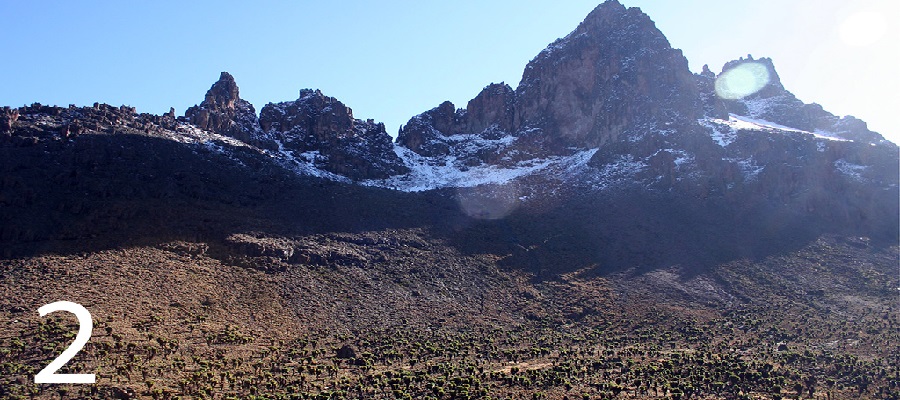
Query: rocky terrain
0 1 897 399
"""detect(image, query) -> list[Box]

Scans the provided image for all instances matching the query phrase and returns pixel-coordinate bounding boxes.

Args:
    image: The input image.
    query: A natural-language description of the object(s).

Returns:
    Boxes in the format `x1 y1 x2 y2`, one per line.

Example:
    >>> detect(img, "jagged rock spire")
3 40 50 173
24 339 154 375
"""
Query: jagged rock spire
185 72 263 145
203 72 241 109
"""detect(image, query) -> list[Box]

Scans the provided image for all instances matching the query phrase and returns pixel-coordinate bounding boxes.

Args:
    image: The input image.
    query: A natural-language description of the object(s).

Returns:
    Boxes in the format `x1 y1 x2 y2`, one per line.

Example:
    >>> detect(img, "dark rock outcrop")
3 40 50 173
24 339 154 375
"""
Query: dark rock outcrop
60 121 84 138
4 102 183 143
695 64 728 119
397 82 516 156
185 72 268 147
260 89 408 180
1 107 18 135
0 109 17 138
396 87 536 167
336 344 357 359
396 100 463 157
465 83 516 137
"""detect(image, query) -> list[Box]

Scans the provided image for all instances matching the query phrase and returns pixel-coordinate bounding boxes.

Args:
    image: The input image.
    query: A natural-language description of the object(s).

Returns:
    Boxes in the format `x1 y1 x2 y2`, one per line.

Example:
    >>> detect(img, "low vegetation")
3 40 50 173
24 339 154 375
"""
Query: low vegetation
0 232 896 399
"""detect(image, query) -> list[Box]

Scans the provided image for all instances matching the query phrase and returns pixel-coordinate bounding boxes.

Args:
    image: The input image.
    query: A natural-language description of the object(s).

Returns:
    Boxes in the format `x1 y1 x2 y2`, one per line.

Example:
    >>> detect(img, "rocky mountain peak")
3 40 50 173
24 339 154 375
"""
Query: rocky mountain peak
184 72 265 146
466 83 515 137
715 57 886 143
204 72 241 109
395 100 465 157
396 0 704 168
719 55 785 98
571 0 635 37
260 89 355 135
259 89 408 180
514 0 701 148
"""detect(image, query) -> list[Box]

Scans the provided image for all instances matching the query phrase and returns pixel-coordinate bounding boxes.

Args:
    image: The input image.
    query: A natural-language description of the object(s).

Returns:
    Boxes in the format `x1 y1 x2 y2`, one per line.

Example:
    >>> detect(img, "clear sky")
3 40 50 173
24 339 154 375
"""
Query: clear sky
2 1 897 143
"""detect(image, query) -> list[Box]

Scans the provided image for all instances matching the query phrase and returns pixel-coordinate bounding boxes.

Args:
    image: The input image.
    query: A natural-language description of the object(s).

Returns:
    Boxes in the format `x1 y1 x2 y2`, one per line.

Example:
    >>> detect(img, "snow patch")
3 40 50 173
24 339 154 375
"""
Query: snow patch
365 146 598 192
171 123 254 149
698 118 737 147
702 115 852 144
833 159 867 181
725 156 764 181
812 129 852 142
728 114 806 133
585 155 648 190
269 140 350 183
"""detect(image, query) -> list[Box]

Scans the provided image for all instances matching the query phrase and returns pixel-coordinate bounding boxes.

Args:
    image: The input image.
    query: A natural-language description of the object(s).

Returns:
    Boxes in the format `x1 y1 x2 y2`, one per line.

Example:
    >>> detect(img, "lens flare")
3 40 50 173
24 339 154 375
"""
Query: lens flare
457 182 520 220
714 62 771 100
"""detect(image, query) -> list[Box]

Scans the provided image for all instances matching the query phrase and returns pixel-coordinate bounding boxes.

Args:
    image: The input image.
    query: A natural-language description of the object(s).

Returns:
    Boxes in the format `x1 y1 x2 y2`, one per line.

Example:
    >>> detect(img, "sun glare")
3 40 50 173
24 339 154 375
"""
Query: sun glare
714 62 771 100
456 183 520 220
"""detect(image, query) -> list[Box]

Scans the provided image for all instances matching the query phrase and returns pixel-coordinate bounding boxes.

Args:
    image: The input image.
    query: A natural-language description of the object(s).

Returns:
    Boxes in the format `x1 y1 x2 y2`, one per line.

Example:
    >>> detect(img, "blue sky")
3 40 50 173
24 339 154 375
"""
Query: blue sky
2 1 897 142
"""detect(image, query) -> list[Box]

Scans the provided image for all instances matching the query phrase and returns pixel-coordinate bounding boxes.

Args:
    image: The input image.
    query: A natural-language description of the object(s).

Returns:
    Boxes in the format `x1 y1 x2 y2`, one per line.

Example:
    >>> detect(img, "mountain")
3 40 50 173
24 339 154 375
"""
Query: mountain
1 1 897 399
184 71 268 148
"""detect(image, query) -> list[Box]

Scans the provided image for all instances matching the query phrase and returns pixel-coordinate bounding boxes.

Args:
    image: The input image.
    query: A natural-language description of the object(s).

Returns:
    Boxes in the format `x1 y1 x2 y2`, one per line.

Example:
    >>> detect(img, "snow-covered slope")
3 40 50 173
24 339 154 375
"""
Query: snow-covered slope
702 114 854 147
365 146 598 192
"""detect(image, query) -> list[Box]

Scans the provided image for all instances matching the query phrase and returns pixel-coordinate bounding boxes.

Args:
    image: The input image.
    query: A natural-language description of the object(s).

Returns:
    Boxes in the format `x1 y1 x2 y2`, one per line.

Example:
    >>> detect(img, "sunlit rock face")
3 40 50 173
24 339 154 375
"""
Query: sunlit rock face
185 72 268 147
0 107 19 135
514 0 702 149
397 0 707 172
466 83 517 139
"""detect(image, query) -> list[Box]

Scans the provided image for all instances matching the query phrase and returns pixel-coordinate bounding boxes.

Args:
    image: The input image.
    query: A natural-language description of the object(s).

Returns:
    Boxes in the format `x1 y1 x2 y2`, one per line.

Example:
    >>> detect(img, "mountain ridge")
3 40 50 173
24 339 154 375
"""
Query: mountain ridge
2 1 892 191
0 2 900 278
1 2 899 398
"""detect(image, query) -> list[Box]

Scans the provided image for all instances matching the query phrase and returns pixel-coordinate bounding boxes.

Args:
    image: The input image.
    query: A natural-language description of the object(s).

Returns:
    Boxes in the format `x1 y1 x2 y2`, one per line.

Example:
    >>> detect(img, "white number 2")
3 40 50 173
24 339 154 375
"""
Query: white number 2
34 301 96 384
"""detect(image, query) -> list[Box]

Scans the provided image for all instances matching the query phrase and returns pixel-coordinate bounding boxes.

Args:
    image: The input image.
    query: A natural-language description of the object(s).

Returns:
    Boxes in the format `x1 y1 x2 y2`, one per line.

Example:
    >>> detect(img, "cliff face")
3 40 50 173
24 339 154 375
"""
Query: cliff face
514 0 701 148
694 64 729 119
